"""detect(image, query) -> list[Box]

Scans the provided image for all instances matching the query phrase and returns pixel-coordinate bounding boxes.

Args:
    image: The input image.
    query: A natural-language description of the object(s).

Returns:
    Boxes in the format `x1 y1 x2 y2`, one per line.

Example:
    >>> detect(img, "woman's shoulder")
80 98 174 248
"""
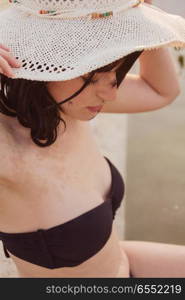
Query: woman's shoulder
0 116 94 182
0 118 21 181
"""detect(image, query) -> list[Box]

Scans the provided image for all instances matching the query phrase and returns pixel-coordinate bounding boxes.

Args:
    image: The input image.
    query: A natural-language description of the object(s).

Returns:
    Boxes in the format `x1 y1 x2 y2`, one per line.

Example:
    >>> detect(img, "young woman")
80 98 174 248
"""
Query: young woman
0 0 185 278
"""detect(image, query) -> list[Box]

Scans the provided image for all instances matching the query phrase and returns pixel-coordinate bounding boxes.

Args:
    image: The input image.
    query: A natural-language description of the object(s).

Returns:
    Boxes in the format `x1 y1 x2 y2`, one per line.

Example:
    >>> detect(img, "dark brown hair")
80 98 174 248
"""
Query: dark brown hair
0 52 142 147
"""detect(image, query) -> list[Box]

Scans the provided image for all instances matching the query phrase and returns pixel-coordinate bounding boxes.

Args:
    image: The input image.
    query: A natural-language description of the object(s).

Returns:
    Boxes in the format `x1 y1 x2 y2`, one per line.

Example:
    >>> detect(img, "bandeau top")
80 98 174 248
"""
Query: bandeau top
0 156 125 269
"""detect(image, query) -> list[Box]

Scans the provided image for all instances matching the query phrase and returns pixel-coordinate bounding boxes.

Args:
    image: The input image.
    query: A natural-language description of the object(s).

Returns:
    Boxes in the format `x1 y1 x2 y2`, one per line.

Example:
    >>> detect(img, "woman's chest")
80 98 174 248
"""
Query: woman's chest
0 123 112 231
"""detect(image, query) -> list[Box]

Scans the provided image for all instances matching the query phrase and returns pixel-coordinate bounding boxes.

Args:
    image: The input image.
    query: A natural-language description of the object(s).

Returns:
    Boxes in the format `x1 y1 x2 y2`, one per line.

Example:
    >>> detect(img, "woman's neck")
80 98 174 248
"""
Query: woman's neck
0 113 83 153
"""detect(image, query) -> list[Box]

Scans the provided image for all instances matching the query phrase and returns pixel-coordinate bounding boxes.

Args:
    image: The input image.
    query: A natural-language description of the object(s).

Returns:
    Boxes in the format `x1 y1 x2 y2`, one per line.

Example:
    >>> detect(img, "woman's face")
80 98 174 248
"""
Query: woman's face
46 65 119 122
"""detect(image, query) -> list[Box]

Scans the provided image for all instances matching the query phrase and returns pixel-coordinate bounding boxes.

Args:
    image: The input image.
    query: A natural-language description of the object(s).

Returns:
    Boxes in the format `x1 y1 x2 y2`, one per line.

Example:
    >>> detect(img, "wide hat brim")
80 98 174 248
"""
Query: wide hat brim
0 3 185 81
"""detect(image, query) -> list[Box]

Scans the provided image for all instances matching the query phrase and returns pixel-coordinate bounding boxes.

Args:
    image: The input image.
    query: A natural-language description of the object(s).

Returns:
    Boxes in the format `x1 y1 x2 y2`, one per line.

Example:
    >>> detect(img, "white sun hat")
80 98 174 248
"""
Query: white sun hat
0 0 185 82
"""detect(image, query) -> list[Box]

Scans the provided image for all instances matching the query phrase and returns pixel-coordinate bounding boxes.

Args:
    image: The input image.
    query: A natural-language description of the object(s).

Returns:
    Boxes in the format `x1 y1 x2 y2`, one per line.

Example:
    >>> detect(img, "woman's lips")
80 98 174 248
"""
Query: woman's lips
87 106 103 112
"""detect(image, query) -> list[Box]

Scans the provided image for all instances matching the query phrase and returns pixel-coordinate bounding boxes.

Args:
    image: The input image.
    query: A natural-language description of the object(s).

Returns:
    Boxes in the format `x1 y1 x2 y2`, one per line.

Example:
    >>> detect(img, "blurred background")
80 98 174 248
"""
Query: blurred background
0 0 185 277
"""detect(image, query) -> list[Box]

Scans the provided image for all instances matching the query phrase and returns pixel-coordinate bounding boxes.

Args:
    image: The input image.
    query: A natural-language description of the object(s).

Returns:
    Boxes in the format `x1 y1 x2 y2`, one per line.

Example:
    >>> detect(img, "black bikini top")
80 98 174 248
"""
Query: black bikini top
0 156 125 269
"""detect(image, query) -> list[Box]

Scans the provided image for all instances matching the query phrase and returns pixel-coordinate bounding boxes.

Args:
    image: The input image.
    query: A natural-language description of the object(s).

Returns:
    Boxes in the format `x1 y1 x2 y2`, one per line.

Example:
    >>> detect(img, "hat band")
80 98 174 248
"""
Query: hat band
9 0 144 20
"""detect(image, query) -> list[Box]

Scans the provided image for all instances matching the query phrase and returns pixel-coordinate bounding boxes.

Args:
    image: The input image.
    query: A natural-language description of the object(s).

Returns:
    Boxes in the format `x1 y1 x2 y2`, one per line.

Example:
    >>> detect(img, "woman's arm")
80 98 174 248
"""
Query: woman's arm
139 1 180 97
101 0 181 114
0 43 22 78
120 240 185 278
101 47 181 114
139 47 181 99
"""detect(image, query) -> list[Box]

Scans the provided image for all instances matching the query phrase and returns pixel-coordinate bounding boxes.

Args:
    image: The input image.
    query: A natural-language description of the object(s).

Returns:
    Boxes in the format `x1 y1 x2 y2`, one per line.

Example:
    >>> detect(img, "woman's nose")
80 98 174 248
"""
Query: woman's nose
96 72 117 102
